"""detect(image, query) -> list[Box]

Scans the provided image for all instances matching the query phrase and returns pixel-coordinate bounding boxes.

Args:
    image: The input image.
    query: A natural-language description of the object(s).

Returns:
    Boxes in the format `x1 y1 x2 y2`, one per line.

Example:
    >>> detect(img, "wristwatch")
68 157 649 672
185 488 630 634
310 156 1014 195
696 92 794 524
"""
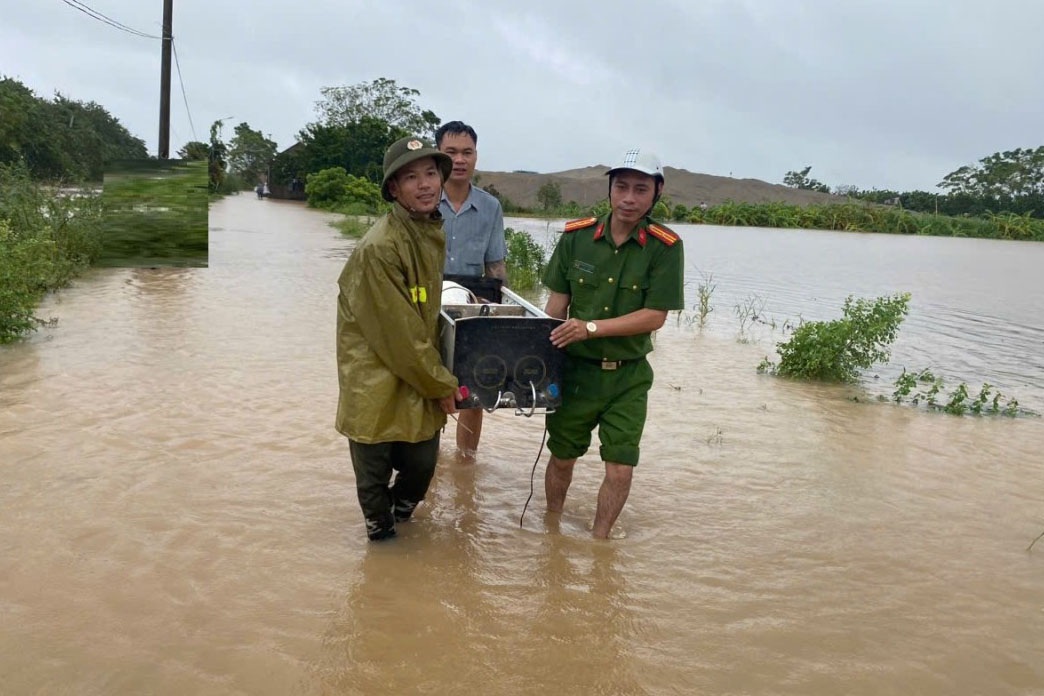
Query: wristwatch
585 321 598 336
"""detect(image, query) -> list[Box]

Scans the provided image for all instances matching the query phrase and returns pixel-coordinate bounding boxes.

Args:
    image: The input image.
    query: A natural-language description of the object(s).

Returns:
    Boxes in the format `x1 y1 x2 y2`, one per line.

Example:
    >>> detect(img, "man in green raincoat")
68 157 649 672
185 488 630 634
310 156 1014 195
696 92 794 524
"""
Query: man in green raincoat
336 136 462 541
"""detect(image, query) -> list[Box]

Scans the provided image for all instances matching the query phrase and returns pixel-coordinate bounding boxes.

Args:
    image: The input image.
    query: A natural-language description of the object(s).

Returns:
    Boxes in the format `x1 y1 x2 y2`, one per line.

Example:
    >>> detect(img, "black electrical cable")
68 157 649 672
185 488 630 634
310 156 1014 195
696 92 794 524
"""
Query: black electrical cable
518 425 548 528
171 38 197 141
59 0 160 39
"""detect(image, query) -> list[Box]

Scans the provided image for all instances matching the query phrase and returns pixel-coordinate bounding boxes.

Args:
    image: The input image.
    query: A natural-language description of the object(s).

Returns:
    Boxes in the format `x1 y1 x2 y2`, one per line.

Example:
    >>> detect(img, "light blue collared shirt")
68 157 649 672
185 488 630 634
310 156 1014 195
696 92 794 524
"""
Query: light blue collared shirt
439 185 506 277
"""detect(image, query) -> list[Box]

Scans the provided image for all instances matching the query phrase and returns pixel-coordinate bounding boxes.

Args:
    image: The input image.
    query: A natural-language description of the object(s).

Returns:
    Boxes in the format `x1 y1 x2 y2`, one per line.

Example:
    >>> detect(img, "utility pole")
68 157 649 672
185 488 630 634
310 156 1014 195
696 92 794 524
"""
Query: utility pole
158 0 173 158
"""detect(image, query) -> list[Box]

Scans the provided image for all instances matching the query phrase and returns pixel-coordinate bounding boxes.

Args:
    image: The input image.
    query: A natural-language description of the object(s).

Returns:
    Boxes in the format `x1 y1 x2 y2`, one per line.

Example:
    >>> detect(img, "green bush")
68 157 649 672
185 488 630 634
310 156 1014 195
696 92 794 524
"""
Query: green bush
587 199 611 218
505 227 546 291
306 167 384 213
342 175 383 212
216 171 247 194
0 161 103 342
0 219 50 341
760 293 910 382
305 167 353 206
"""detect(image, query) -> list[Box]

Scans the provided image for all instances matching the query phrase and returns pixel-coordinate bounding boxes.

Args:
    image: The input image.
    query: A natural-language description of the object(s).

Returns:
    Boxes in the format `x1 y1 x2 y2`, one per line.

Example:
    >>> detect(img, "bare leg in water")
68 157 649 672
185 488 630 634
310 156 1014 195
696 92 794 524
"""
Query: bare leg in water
545 455 576 513
592 462 633 539
455 408 483 454
546 456 633 539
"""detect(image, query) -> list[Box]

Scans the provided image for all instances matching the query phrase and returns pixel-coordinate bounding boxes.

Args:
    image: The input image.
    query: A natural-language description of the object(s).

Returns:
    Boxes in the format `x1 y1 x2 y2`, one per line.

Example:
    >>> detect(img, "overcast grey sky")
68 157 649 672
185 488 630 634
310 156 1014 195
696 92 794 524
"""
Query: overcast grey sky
3 0 1042 191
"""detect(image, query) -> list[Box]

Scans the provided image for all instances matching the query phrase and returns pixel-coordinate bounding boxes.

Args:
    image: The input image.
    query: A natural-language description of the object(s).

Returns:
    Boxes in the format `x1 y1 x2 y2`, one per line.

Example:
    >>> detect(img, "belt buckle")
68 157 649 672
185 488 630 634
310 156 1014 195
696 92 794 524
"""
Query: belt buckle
600 360 618 371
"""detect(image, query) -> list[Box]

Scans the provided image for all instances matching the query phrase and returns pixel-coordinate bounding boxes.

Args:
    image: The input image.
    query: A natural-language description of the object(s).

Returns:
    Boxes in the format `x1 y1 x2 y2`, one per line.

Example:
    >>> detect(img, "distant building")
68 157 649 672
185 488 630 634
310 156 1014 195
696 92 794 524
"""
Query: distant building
267 142 307 200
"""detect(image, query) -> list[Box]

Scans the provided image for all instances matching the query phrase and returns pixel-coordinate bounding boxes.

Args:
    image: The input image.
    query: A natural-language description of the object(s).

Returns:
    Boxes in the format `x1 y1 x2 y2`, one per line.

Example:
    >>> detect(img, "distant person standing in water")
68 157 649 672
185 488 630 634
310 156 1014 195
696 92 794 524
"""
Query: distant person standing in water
256 182 264 199
435 120 507 455
541 148 684 539
335 136 463 541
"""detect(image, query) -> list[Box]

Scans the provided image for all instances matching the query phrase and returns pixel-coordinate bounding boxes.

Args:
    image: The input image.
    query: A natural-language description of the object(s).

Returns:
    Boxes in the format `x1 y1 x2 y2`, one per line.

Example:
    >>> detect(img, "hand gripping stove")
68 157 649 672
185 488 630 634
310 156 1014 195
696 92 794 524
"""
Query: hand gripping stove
439 279 565 415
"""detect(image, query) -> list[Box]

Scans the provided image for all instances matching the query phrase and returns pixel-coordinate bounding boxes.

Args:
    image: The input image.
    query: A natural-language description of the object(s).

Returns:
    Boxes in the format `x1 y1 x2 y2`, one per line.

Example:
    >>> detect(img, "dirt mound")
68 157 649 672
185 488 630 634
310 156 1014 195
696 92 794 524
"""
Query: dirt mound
475 165 846 210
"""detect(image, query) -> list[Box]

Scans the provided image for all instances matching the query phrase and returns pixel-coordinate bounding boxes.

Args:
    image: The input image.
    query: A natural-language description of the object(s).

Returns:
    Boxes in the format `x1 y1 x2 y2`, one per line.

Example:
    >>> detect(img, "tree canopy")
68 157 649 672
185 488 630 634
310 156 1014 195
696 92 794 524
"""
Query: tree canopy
783 166 831 194
295 117 408 184
938 147 1044 198
836 145 1044 219
207 120 228 193
271 78 438 187
177 141 209 161
536 180 562 211
227 122 277 184
313 77 440 139
0 76 147 182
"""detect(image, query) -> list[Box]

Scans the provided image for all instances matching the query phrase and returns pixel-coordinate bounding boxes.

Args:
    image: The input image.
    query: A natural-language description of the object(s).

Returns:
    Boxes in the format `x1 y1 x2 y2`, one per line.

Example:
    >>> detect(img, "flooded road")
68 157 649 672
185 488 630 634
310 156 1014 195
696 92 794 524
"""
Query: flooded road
2 194 1043 695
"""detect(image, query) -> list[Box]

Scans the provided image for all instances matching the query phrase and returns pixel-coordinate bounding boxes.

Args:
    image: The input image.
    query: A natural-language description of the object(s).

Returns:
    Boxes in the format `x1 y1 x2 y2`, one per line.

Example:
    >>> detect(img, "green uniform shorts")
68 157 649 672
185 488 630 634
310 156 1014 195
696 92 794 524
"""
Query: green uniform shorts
546 356 654 466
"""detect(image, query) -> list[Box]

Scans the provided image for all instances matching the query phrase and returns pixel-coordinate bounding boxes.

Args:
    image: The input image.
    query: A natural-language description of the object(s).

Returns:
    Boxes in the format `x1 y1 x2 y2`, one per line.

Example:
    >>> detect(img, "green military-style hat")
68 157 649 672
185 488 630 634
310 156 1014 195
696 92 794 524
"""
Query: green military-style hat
380 136 452 202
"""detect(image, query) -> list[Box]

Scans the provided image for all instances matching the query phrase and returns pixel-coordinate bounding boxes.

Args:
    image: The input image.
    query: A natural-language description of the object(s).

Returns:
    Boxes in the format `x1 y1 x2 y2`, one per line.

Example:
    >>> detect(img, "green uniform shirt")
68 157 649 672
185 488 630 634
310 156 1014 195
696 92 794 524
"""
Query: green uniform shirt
542 213 684 361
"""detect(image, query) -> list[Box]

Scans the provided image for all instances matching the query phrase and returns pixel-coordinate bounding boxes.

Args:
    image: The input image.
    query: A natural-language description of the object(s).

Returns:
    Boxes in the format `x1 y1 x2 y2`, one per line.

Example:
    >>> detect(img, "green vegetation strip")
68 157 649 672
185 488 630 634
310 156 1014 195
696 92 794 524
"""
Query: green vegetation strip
0 162 103 342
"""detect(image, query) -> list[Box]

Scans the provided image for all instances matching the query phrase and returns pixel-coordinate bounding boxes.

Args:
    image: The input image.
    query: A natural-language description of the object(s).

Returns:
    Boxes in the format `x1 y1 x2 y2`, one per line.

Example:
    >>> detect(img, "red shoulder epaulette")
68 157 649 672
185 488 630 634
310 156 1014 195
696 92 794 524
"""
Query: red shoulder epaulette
563 217 598 233
646 222 680 246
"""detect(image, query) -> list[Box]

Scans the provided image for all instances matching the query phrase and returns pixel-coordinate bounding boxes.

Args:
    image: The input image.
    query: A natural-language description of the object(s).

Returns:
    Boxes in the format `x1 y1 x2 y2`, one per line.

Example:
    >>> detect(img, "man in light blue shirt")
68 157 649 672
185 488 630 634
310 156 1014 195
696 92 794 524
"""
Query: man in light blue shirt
436 121 507 454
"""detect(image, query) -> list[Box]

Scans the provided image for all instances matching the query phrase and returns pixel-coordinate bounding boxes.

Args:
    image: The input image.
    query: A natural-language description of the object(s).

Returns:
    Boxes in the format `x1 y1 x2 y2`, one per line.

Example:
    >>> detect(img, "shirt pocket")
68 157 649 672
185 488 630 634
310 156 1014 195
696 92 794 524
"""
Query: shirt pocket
566 266 600 305
617 276 649 314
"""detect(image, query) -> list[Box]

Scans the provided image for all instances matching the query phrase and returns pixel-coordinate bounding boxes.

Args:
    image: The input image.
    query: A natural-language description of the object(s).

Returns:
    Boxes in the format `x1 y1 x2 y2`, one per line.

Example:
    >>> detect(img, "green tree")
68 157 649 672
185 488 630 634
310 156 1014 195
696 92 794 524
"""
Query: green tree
296 117 407 184
783 165 831 194
313 77 440 138
0 77 146 182
227 122 277 184
938 147 1044 198
0 77 37 167
177 141 210 161
207 120 228 193
537 180 562 211
49 95 148 180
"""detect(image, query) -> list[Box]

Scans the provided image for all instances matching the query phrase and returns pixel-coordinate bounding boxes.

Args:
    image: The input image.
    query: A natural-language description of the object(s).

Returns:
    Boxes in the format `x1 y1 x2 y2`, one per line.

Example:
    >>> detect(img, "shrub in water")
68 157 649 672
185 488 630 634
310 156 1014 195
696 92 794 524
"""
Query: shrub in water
760 293 910 382
505 228 546 291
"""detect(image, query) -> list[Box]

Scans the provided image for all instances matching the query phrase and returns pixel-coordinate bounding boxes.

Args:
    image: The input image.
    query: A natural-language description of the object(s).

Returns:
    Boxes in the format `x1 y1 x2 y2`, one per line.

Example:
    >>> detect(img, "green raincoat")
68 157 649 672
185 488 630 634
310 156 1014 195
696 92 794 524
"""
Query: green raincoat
336 204 458 444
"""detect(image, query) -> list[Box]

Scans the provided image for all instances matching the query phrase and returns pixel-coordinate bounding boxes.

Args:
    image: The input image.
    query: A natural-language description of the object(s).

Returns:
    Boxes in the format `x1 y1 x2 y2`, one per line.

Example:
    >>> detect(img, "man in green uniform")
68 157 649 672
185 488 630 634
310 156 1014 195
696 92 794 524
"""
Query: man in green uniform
541 148 685 539
335 136 463 541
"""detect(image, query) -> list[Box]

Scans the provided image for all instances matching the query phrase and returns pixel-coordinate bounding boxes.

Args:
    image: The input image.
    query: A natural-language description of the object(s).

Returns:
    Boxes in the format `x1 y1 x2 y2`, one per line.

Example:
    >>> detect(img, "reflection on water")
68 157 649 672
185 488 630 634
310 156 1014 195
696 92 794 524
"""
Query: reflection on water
1 196 1043 695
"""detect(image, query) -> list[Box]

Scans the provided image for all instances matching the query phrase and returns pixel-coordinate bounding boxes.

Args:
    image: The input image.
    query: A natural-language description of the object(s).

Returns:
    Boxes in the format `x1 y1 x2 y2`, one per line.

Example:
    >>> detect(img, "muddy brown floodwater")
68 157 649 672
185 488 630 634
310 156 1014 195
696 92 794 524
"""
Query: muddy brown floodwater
2 194 1043 694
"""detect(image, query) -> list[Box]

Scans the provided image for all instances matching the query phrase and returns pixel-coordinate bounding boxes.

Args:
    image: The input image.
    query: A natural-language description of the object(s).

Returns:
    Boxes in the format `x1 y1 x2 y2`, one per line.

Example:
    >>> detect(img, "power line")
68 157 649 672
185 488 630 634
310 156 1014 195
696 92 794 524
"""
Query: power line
171 38 197 141
63 0 159 38
58 0 160 39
